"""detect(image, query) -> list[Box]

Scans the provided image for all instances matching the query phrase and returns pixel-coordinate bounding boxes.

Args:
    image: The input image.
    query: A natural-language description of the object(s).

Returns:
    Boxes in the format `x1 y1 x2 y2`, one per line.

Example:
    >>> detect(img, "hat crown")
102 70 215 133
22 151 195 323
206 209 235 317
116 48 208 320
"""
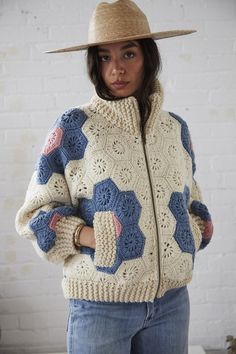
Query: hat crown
88 0 151 43
45 0 196 53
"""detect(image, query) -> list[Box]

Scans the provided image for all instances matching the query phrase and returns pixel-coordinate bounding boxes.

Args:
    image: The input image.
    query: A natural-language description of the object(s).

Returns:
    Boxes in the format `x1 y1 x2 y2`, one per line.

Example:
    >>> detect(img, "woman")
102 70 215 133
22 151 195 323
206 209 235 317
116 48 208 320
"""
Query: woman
15 1 213 353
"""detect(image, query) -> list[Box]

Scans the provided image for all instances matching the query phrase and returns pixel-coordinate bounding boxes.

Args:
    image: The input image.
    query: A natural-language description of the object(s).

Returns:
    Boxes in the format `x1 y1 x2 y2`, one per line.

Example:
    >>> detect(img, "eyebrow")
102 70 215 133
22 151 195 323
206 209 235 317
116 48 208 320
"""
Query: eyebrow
98 41 138 53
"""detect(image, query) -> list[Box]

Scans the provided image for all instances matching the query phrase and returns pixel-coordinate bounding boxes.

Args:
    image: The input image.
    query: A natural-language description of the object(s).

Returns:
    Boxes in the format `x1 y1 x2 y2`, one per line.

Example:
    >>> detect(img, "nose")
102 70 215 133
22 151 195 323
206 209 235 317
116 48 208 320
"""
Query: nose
111 59 125 75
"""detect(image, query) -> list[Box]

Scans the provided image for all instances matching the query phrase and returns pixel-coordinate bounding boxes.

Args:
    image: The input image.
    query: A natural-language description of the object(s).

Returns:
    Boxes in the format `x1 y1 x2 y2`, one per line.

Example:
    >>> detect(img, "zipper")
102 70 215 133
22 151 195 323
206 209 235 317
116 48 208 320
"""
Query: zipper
140 135 162 299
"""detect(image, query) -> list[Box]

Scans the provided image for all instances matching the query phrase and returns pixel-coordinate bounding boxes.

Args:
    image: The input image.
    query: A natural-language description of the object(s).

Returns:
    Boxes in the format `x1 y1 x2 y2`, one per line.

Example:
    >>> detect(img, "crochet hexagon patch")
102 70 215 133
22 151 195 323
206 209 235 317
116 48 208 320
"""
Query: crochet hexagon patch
29 206 76 252
36 108 88 184
78 178 145 274
168 186 195 257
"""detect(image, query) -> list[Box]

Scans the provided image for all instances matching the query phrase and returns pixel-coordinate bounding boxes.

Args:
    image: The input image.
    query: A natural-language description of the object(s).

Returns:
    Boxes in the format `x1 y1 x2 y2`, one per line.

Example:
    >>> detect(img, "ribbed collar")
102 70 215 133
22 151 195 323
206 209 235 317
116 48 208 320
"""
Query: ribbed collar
89 80 164 135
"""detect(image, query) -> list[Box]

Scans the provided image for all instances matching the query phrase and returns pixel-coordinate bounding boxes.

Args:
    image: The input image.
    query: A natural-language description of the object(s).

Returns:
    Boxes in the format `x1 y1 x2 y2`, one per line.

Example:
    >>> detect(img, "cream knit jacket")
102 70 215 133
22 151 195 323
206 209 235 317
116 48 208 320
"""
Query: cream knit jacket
15 82 213 302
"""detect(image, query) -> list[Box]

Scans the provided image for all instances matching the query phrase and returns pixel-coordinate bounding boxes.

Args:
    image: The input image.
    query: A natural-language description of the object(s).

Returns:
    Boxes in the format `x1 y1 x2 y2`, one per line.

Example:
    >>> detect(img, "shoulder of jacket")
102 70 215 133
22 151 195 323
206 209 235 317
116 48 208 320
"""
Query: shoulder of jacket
166 111 195 167
167 111 189 129
164 110 191 140
54 107 88 131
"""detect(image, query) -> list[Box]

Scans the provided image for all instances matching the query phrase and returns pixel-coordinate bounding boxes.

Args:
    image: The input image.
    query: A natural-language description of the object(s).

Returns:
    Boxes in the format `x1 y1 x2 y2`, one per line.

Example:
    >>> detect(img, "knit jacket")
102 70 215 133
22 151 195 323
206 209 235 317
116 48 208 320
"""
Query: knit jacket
15 82 213 302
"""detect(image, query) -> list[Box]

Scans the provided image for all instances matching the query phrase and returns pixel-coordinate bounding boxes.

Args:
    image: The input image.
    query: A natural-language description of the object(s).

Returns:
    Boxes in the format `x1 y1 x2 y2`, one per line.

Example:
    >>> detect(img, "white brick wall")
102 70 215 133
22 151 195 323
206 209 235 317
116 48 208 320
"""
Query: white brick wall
1 0 236 352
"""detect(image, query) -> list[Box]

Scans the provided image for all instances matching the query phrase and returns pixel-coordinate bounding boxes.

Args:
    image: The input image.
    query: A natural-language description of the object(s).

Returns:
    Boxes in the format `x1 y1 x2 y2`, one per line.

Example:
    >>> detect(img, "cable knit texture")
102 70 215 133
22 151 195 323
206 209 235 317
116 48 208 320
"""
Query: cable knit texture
15 80 213 302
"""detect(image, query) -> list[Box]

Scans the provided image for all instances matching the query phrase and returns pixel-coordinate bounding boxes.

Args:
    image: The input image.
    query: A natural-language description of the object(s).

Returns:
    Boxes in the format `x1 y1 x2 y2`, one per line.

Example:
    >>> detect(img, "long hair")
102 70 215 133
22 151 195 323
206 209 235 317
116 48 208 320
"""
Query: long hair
86 38 162 140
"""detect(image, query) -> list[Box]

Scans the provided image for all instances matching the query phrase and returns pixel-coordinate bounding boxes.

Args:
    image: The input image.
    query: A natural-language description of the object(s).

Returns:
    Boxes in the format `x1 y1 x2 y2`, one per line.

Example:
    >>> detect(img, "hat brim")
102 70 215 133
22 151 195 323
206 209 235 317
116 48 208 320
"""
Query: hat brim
44 30 196 53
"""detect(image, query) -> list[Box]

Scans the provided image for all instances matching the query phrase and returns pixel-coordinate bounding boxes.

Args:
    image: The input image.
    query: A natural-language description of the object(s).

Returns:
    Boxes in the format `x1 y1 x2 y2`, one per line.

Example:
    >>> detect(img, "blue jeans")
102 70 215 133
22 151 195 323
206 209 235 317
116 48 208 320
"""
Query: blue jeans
67 286 190 354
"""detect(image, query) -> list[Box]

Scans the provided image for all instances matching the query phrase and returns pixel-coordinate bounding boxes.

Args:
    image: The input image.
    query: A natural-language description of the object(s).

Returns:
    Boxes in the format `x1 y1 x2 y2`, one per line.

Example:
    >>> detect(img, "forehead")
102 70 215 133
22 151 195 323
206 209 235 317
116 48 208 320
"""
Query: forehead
98 40 140 52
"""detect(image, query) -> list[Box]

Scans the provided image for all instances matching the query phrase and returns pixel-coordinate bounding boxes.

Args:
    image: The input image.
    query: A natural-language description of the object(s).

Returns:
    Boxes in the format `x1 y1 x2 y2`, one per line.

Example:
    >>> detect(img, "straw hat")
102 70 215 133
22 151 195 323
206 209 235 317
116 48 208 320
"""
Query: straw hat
45 0 196 53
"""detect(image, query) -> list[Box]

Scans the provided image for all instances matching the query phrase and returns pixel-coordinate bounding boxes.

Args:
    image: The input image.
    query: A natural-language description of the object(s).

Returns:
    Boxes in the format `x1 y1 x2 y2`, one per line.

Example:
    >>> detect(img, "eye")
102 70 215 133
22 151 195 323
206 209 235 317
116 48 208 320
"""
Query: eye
99 55 110 62
124 51 135 59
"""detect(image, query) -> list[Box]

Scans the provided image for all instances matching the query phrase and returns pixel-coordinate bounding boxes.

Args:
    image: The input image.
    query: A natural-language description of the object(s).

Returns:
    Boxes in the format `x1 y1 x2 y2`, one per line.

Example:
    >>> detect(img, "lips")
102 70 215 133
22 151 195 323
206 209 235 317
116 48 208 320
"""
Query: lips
111 81 129 90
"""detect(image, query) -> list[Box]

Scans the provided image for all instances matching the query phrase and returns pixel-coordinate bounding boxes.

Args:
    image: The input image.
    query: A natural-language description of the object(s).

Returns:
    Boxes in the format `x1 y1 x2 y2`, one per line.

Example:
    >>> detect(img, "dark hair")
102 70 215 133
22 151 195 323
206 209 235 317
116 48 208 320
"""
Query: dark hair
86 38 162 140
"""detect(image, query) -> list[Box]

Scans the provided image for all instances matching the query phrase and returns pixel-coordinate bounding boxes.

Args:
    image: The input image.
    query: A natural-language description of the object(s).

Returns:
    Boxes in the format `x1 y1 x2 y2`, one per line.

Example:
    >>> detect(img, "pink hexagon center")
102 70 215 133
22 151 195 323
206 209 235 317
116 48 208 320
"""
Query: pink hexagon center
43 127 64 155
49 213 63 231
112 213 122 239
203 220 213 239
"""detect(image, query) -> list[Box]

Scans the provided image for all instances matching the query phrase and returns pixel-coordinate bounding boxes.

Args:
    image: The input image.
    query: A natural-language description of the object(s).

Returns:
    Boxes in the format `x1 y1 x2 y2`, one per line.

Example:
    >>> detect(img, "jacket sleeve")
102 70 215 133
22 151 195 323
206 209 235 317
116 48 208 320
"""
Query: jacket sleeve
15 108 88 263
187 126 214 250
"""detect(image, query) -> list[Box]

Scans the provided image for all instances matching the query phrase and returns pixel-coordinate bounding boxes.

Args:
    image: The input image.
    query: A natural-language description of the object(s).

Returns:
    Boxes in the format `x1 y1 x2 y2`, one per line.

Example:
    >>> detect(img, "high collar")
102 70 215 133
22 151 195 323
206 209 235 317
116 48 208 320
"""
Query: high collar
90 80 164 135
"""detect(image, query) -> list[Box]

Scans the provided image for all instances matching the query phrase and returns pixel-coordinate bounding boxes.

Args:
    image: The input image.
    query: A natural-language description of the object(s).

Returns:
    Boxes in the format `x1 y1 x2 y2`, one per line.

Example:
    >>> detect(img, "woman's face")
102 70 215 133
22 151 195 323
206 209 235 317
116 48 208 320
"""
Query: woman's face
98 41 144 98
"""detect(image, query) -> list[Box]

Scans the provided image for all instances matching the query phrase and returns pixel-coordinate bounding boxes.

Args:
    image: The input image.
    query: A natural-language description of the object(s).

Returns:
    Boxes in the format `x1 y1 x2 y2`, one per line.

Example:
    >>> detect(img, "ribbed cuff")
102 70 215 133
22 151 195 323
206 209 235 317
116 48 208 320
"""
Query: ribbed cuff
93 211 117 267
190 213 205 234
48 216 85 261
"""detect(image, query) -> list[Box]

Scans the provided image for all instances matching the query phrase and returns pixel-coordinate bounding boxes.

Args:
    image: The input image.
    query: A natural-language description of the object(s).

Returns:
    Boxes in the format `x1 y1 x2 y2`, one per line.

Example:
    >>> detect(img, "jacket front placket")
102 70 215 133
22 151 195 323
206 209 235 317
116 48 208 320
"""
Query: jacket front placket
90 94 163 299
139 124 162 299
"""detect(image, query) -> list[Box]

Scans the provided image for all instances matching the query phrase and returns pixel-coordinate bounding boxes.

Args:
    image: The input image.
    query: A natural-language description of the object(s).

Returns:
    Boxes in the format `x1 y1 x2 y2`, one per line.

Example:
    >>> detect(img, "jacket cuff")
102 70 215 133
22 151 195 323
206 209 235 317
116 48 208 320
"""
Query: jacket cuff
190 200 213 249
93 211 118 267
35 216 84 263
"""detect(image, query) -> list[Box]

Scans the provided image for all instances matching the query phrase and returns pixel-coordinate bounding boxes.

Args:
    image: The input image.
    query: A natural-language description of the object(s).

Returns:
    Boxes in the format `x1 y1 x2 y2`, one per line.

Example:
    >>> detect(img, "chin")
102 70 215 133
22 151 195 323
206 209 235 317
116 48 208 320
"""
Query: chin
112 90 134 98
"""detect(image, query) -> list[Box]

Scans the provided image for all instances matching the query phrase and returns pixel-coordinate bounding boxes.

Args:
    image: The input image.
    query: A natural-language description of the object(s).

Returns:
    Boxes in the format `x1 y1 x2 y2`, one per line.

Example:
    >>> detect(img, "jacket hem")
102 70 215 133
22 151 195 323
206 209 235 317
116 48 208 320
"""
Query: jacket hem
62 278 158 303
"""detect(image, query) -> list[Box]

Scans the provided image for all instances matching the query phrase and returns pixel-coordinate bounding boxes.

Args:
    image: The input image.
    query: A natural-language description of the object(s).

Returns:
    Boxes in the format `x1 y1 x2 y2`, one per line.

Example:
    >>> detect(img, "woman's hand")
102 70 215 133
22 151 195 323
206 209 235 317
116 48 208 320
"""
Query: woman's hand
79 226 96 249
